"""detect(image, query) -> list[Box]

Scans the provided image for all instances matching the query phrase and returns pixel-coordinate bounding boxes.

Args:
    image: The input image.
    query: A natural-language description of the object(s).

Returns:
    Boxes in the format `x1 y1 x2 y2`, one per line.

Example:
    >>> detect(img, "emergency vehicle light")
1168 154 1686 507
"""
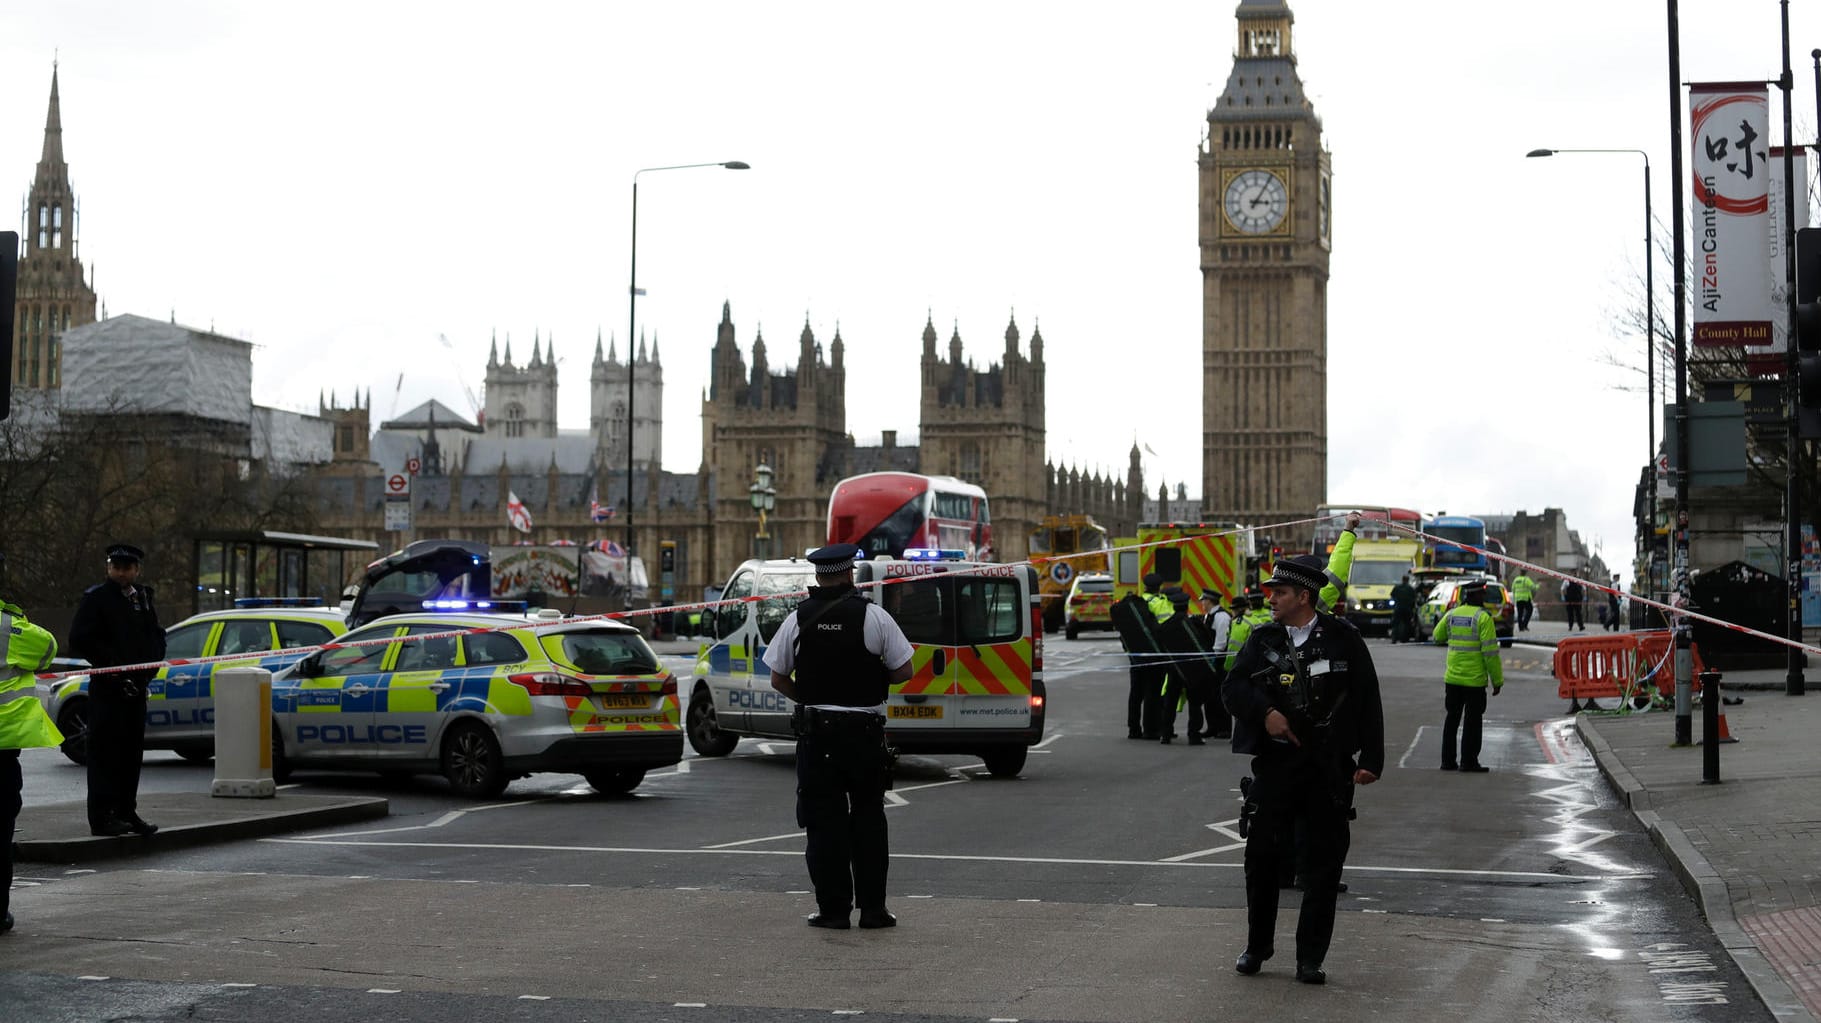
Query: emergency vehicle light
233 597 326 608
902 548 965 561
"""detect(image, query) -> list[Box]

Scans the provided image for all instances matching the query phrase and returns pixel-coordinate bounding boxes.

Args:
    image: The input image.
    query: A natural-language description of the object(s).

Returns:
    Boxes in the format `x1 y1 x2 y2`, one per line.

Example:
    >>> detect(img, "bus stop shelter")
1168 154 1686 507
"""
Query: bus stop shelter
193 531 380 615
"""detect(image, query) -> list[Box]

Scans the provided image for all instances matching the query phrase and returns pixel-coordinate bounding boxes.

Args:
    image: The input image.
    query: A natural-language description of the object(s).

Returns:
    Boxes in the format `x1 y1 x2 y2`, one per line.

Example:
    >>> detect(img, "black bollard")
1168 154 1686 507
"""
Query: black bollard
1700 670 1721 784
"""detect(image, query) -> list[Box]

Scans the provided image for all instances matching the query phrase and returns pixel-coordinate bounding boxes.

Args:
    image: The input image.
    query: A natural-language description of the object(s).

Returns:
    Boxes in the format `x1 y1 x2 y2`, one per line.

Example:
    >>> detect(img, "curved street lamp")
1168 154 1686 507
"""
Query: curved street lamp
1526 146 1657 603
625 160 751 555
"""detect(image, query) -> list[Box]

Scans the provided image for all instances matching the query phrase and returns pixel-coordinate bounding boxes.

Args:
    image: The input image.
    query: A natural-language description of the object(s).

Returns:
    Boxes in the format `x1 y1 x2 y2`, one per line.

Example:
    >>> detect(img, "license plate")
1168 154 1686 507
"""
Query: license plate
595 694 649 710
889 704 943 720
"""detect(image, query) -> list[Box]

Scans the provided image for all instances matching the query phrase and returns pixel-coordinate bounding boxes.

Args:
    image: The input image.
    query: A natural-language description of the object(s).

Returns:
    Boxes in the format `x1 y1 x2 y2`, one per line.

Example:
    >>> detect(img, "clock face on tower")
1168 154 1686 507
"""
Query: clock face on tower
1223 169 1289 235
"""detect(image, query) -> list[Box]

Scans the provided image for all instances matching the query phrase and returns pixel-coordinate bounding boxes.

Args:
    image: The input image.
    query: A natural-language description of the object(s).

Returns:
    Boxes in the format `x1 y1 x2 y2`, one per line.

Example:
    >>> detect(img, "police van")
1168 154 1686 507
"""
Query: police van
687 549 1045 777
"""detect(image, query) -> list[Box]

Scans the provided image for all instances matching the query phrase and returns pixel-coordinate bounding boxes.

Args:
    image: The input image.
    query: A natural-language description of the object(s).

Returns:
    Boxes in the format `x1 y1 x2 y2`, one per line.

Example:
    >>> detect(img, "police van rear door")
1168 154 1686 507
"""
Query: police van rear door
868 560 957 731
946 564 1034 732
702 566 758 734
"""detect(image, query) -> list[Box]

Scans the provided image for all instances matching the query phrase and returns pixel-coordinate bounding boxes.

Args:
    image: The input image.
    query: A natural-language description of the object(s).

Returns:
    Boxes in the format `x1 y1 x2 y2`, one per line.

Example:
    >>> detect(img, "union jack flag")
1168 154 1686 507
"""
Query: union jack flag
590 487 615 523
602 539 626 559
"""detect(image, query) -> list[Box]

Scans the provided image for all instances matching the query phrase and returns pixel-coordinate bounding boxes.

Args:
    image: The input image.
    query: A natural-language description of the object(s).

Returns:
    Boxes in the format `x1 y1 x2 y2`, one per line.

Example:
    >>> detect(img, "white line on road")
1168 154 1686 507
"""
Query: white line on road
260 836 1640 881
702 831 802 849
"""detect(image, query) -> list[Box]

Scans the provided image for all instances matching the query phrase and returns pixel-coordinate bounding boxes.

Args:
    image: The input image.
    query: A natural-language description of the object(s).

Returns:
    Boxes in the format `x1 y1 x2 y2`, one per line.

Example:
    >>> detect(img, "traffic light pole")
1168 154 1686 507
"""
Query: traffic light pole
1667 0 1694 746
1780 2 1805 696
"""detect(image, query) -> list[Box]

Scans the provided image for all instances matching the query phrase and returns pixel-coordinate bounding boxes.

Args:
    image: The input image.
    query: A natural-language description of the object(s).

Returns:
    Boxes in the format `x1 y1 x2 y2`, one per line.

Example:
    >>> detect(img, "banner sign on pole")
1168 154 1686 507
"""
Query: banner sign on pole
1690 82 1773 348
1751 146 1814 375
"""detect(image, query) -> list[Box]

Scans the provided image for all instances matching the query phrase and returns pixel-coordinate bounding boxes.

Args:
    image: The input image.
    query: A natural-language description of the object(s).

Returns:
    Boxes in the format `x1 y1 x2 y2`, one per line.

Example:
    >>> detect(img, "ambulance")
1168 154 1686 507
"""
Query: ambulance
687 549 1045 777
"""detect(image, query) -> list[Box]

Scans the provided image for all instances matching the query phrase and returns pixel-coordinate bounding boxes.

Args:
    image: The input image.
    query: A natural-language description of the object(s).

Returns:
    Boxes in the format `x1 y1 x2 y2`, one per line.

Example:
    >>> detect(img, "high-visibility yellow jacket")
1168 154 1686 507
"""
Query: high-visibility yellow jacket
1511 574 1538 602
1144 591 1172 622
0 602 64 750
1318 528 1356 614
1433 603 1503 689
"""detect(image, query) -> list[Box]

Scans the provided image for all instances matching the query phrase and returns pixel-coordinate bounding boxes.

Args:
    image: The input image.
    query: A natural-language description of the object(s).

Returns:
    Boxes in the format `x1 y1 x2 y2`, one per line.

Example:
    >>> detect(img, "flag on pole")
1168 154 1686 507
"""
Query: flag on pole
589 487 615 523
506 490 534 534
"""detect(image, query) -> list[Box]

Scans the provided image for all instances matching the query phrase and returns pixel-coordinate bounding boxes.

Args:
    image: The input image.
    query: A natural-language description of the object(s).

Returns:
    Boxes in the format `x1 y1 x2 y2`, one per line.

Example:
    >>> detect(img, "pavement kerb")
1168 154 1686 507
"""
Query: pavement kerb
1578 718 1818 1023
13 794 389 864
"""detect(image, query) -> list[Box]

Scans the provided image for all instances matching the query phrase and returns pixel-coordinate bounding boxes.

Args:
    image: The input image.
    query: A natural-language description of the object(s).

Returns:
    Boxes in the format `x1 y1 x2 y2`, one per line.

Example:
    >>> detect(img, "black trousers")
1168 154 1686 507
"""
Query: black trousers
1389 611 1415 644
1126 662 1150 735
1133 664 1166 737
1442 683 1488 768
2 749 20 920
1243 757 1351 964
1515 600 1533 631
1203 668 1230 737
1565 602 1585 630
86 684 148 827
1156 673 1199 739
795 719 889 916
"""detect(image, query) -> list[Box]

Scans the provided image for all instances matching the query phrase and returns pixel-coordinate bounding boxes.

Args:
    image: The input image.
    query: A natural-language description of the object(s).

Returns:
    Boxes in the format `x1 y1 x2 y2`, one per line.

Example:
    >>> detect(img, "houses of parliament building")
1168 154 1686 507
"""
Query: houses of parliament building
13 0 1330 604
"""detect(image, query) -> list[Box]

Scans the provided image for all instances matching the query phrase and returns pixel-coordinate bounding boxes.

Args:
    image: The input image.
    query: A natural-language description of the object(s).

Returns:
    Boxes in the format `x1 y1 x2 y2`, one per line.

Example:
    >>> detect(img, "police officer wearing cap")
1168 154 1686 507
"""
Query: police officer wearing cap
69 543 166 837
1222 554 1384 985
765 543 915 930
1432 578 1502 772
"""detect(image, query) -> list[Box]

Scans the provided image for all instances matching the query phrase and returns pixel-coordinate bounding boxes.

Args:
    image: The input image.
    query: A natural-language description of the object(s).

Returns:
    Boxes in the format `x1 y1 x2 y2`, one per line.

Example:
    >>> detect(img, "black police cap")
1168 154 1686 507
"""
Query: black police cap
807 543 862 573
105 543 145 564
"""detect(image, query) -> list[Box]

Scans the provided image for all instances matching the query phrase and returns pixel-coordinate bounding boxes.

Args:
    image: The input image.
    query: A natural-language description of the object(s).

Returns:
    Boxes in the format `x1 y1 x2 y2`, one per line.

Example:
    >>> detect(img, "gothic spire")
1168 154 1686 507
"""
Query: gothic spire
40 63 64 168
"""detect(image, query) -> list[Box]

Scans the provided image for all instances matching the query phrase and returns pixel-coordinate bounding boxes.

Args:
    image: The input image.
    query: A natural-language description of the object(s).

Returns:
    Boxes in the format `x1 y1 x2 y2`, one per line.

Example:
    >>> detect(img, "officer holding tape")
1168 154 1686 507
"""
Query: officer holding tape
766 543 915 930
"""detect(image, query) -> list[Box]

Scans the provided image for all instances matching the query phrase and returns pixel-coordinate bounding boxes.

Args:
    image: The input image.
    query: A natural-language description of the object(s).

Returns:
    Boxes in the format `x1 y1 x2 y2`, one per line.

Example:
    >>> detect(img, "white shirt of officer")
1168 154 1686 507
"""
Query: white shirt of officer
764 587 914 716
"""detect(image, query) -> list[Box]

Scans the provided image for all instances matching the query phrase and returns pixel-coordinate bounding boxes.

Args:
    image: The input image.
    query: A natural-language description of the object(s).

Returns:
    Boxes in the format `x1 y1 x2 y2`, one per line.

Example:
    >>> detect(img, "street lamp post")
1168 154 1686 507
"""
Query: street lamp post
625 160 750 556
749 462 776 560
1526 147 1656 612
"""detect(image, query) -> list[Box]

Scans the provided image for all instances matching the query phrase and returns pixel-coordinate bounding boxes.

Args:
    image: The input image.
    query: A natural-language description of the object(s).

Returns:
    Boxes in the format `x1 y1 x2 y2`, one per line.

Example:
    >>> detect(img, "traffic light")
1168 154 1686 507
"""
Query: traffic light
1798 228 1821 438
0 231 16 421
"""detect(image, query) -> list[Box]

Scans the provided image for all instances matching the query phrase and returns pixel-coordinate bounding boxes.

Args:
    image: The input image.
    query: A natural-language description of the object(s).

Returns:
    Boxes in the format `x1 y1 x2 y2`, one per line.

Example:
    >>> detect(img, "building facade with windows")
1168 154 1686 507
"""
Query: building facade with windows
13 66 99 391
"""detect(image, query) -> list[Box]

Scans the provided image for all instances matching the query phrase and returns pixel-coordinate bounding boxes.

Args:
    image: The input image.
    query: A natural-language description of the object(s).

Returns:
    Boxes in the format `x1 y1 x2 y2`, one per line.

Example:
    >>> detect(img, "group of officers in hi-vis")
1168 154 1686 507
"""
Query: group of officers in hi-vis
1106 511 1503 984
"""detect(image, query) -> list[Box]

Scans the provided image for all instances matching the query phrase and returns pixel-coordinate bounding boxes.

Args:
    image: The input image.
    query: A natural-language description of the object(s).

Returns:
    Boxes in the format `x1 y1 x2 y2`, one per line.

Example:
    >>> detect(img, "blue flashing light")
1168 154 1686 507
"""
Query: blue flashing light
233 597 326 609
902 547 966 561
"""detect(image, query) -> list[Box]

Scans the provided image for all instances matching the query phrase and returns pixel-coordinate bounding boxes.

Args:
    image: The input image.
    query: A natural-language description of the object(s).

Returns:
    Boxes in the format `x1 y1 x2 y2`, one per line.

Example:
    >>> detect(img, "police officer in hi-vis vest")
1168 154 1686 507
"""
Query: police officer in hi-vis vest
1 595 64 935
1223 554 1384 985
765 543 914 930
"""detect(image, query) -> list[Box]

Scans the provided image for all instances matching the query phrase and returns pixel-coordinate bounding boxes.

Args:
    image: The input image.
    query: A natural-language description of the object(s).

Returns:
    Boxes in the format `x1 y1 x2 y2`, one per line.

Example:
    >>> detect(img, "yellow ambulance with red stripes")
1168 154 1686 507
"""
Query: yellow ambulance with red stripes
1110 522 1251 604
687 549 1046 777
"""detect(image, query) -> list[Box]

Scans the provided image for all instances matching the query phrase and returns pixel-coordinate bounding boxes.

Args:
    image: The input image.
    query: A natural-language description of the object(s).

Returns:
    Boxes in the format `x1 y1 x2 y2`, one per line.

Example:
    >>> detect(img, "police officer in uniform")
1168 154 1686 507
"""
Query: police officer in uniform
765 543 915 930
69 543 166 837
1223 555 1384 985
1433 579 1502 772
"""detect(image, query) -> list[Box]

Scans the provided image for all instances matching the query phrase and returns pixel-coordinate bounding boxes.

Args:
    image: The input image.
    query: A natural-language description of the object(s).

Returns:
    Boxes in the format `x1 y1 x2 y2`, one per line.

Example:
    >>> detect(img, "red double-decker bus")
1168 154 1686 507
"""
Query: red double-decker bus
1309 503 1423 555
826 472 993 561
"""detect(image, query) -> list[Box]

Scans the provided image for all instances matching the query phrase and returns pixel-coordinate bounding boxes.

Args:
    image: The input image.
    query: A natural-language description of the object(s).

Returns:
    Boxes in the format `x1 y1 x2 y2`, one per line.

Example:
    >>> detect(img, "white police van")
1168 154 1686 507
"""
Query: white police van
687 549 1045 777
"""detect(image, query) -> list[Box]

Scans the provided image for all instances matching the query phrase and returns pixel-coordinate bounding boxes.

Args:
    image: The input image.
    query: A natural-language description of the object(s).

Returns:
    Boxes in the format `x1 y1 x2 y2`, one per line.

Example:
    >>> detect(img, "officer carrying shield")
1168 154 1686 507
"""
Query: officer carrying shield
1222 554 1384 985
765 543 915 930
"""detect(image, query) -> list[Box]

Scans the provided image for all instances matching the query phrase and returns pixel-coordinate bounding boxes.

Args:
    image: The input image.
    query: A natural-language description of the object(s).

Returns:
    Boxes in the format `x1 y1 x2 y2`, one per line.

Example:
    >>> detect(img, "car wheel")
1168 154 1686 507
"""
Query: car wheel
173 742 214 764
55 697 89 766
270 726 293 784
686 688 738 757
441 721 509 798
583 767 647 795
979 746 1028 779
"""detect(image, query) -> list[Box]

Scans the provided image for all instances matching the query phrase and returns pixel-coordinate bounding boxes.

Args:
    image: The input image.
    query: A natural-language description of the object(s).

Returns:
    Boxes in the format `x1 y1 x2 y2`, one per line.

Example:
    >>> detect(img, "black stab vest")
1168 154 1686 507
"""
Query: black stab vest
791 586 887 707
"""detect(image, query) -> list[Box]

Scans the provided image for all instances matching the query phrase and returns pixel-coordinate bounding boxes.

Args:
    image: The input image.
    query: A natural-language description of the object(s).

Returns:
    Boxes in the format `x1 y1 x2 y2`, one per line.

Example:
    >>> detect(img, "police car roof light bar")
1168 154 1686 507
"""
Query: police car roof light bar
233 597 327 608
902 548 966 561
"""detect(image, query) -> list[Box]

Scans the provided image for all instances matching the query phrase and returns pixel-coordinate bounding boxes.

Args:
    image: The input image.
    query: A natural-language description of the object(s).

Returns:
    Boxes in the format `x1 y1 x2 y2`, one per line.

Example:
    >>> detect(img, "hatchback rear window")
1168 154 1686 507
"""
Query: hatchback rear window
555 631 659 675
1076 578 1113 594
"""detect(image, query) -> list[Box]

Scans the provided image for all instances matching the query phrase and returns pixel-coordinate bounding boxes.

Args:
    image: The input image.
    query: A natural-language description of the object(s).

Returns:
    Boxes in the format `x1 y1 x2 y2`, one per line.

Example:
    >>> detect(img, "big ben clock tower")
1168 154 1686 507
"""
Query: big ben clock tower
1200 0 1330 527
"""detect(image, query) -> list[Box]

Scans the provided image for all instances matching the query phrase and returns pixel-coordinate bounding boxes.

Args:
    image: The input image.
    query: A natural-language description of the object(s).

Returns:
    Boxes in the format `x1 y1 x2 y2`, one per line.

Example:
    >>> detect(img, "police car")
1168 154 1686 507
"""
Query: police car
45 600 347 765
270 608 681 798
688 549 1045 777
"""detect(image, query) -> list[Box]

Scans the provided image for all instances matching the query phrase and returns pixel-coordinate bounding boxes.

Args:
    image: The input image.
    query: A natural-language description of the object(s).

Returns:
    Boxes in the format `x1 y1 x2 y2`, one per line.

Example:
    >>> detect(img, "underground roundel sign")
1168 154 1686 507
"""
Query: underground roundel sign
1050 561 1074 586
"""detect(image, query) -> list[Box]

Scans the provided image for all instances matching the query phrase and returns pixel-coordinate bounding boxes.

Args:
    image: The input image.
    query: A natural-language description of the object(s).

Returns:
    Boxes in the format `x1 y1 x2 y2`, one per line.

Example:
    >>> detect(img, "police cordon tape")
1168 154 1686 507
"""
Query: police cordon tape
1382 520 1821 660
36 515 1332 687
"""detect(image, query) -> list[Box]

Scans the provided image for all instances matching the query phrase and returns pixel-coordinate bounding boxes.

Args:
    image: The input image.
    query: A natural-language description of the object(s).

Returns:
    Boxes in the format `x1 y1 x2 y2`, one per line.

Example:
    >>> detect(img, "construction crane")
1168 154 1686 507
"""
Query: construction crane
439 333 485 425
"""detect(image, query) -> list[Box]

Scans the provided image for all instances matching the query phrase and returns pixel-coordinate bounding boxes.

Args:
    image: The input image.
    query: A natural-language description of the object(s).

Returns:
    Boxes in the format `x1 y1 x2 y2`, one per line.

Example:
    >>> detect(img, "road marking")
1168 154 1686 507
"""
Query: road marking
222 983 256 988
675 1003 707 1008
519 995 551 1000
702 831 801 849
367 988 400 994
77 976 109 981
1396 725 1429 770
259 837 1642 880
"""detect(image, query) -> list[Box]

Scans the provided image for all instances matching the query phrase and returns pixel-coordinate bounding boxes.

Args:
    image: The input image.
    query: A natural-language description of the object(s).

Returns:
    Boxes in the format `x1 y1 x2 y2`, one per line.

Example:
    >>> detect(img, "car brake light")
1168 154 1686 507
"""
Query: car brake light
508 672 592 697
660 674 678 696
1030 694 1045 710
1070 596 1085 605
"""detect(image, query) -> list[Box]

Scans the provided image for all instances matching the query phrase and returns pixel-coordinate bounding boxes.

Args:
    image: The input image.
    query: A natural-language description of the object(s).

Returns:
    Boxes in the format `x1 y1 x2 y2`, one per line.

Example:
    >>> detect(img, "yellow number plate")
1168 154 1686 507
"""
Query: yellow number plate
888 704 943 720
595 694 649 710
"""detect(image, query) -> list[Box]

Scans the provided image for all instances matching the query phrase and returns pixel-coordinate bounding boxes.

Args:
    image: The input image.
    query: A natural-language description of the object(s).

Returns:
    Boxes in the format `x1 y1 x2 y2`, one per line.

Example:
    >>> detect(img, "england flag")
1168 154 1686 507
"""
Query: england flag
506 490 534 534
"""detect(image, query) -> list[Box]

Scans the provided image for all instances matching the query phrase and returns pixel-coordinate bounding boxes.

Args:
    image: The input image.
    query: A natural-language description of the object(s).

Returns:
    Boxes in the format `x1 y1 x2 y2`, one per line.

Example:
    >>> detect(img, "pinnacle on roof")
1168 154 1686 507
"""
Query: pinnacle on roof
40 63 64 168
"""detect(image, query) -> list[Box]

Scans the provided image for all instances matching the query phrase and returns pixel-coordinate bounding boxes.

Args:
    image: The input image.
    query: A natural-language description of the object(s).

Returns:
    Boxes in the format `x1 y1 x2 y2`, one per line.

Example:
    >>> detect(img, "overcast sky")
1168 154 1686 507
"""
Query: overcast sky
5 1 1818 571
